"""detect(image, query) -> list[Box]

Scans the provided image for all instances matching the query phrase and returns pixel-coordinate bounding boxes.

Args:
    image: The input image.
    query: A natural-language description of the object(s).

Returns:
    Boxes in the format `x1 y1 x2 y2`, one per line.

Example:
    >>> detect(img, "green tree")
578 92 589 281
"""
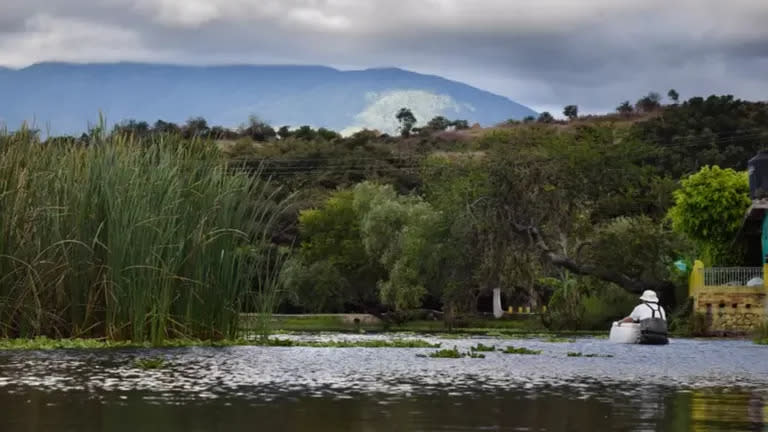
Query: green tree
668 89 680 104
241 116 276 141
354 183 443 311
317 128 341 141
563 105 579 120
630 95 768 177
583 216 685 287
422 156 497 317
537 111 555 123
667 165 750 264
153 120 181 135
113 120 150 137
284 183 446 314
616 101 634 115
293 125 318 141
210 126 239 140
277 126 293 139
426 116 451 132
283 189 384 313
183 117 210 139
396 108 417 137
482 124 680 299
635 92 662 113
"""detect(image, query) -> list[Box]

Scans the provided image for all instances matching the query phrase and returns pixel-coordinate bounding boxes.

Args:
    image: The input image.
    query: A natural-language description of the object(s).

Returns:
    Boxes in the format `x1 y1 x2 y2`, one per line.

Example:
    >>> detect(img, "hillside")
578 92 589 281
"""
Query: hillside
0 63 537 135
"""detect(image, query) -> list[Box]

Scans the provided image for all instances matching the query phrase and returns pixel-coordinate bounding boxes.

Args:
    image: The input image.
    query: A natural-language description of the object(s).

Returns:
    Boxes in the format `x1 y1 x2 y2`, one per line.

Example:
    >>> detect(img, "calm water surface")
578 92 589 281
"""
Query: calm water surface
1 334 767 431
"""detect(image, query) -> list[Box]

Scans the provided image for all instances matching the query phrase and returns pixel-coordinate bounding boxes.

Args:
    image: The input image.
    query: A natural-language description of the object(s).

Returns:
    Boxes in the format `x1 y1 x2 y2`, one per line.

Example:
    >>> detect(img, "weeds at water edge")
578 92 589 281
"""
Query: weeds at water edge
502 346 541 355
419 347 485 359
470 343 497 352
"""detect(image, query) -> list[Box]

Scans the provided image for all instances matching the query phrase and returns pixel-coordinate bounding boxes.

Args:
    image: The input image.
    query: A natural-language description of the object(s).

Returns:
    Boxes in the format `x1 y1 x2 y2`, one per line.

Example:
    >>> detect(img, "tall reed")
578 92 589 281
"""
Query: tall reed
0 126 289 343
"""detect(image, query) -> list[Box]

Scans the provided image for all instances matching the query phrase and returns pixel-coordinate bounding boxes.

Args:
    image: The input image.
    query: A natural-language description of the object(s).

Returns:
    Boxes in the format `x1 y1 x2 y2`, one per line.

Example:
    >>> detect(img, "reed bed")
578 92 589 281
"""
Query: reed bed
0 126 289 343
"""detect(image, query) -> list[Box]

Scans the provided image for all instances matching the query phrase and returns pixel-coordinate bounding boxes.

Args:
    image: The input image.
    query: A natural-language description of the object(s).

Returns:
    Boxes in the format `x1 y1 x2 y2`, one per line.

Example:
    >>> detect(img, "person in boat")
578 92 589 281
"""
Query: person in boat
618 290 668 344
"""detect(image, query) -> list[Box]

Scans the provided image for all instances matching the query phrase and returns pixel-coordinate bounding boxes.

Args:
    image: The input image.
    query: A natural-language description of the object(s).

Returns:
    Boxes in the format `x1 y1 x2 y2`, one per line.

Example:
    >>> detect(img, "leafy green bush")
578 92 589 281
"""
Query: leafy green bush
543 276 635 331
581 284 637 330
542 277 585 330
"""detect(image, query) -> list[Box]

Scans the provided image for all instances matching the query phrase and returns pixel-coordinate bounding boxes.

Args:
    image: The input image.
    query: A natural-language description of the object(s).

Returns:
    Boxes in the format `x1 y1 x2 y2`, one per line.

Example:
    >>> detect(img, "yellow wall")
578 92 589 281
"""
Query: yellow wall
689 261 768 333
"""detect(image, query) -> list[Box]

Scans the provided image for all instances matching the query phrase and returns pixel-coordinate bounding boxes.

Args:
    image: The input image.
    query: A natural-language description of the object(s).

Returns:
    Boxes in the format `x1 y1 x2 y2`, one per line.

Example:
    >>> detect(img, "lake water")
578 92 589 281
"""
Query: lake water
1 334 767 431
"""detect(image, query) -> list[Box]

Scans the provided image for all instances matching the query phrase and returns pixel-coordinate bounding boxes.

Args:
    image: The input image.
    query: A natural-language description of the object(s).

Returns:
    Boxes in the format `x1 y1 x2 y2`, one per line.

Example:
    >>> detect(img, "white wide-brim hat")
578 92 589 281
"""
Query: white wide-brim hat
639 290 659 303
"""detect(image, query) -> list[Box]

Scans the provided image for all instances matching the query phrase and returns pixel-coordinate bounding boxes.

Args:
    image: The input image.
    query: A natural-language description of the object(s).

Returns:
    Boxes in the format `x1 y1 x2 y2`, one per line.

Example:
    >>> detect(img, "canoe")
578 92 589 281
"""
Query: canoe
609 322 640 344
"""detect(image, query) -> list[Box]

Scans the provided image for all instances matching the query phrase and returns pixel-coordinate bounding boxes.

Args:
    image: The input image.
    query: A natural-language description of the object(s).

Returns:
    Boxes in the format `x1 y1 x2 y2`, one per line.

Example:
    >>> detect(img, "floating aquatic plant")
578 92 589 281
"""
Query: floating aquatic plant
502 346 541 355
470 343 497 352
134 357 166 370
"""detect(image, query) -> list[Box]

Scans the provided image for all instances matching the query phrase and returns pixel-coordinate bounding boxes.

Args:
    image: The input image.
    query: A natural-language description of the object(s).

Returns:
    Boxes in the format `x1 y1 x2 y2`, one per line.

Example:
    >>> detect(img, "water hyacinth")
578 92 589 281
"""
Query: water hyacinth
0 125 290 344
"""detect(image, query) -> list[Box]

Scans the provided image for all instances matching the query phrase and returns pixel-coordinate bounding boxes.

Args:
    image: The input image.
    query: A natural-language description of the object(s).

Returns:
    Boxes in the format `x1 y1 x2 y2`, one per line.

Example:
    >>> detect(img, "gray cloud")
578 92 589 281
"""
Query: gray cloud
1 0 767 114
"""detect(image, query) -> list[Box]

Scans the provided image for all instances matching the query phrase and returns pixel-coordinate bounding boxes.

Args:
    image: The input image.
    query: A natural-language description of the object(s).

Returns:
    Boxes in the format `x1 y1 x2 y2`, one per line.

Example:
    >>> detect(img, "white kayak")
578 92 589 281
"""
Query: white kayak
609 322 641 344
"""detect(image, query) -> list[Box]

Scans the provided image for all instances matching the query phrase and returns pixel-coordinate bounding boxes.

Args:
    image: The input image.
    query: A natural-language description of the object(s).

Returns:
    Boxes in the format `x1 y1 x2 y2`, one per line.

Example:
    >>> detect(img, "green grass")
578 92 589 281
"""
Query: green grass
255 314 547 334
0 127 290 343
134 357 166 370
253 315 377 333
502 346 541 355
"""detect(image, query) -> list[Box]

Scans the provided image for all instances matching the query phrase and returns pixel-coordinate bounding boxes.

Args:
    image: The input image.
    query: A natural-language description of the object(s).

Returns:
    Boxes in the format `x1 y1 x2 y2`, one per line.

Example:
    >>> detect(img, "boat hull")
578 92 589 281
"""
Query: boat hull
609 322 641 344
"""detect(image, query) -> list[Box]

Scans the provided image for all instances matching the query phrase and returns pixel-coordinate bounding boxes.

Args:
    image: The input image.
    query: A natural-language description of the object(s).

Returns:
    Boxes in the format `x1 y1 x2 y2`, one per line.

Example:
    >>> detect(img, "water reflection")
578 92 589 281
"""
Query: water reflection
687 391 768 432
0 335 767 431
1 387 766 431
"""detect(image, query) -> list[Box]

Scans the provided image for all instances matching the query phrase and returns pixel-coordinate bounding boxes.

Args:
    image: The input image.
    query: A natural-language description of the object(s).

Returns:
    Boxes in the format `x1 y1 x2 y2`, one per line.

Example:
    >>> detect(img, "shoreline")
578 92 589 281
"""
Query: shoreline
0 313 758 351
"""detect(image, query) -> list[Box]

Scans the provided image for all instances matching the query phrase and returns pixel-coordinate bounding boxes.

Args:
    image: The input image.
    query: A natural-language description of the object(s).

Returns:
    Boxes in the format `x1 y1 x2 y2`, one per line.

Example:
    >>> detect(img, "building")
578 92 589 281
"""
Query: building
688 153 768 334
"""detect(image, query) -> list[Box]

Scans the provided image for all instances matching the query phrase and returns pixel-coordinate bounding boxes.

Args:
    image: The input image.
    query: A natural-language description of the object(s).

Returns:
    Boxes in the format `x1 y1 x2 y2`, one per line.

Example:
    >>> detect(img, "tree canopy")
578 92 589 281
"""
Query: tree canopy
396 108 417 137
563 105 578 120
667 165 751 264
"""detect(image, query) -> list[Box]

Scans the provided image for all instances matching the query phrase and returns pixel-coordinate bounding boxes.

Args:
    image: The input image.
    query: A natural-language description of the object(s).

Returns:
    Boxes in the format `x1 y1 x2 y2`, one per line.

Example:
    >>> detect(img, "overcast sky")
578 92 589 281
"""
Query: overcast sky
1 0 767 114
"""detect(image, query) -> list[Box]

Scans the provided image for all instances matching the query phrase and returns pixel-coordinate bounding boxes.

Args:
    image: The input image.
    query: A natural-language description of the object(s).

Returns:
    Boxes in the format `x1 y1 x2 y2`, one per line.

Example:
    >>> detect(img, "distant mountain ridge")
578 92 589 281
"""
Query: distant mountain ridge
0 62 537 135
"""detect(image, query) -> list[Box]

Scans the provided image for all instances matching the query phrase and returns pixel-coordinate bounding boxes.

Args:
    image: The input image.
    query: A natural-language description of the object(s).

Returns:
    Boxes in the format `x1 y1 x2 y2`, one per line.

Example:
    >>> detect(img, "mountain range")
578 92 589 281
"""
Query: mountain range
0 62 537 135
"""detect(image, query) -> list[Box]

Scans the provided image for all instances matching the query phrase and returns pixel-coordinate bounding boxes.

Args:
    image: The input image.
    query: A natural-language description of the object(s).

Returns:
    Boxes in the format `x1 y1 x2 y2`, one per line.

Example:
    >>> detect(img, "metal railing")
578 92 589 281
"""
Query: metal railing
701 267 763 287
